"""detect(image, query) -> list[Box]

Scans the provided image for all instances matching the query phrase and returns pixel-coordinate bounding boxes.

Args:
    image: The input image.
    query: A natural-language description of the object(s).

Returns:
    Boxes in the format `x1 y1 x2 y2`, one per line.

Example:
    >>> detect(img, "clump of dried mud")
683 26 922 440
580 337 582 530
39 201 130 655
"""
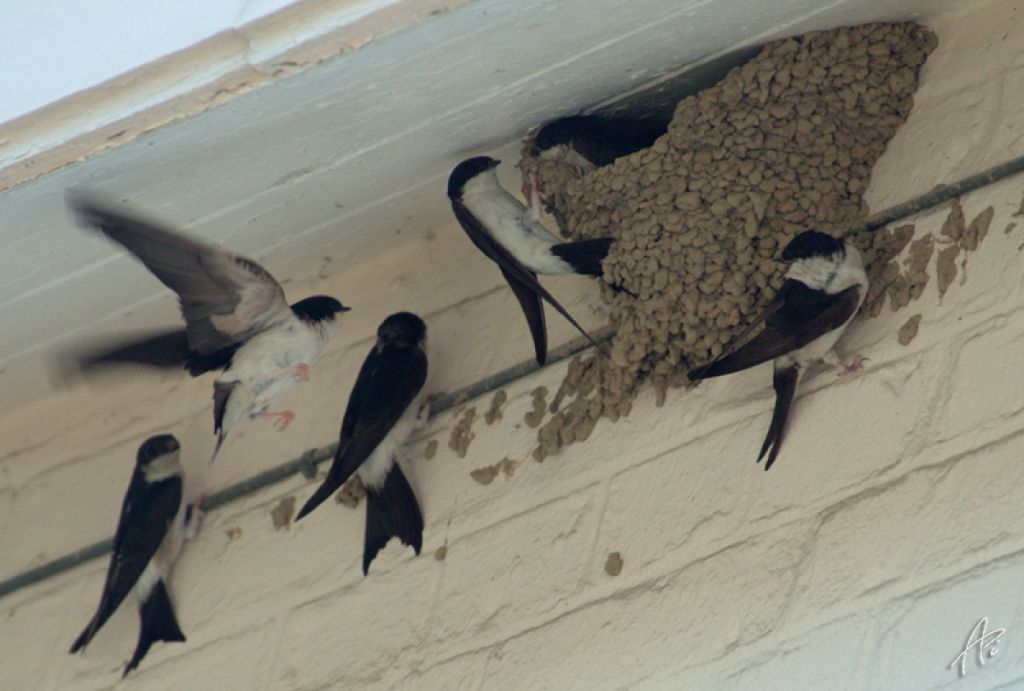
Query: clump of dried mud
470 456 522 485
605 551 624 576
335 475 367 508
519 22 937 461
484 390 508 425
449 407 477 458
864 201 994 320
423 439 439 460
898 314 922 345
523 387 549 428
270 496 297 530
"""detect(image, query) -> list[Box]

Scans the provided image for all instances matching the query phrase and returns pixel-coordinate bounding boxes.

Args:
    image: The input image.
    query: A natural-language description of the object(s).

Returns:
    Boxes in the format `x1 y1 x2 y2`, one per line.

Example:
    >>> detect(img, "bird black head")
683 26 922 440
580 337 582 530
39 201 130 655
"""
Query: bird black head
291 295 350 324
137 434 180 465
781 230 845 261
447 157 500 200
531 116 585 155
377 311 426 347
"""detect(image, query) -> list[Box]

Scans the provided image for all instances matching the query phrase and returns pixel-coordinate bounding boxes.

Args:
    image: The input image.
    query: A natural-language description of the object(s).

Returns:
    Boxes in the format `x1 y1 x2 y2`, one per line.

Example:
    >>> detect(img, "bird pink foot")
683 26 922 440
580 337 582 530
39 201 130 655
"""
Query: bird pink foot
524 171 543 221
840 355 869 377
260 410 295 431
824 352 869 378
278 363 310 382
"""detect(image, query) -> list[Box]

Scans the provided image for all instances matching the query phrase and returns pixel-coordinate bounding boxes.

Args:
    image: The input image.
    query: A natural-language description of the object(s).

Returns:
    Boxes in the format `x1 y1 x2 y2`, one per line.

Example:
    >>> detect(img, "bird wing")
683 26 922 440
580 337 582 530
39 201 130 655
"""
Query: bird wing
758 364 799 470
499 266 548 365
71 198 290 355
72 473 182 651
690 282 862 379
295 344 427 520
549 237 613 277
451 199 603 362
574 116 664 166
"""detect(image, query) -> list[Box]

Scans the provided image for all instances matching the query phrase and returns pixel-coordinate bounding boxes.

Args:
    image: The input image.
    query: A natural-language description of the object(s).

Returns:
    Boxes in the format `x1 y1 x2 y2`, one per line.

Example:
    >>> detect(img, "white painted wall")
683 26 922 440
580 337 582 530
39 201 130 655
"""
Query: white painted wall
3 0 1024 689
1 0 308 124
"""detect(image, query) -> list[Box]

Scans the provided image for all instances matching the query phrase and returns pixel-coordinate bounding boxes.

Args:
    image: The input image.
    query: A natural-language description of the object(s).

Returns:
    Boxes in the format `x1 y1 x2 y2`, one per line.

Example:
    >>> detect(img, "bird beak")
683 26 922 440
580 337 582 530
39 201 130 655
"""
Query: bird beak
489 159 501 169
339 305 352 312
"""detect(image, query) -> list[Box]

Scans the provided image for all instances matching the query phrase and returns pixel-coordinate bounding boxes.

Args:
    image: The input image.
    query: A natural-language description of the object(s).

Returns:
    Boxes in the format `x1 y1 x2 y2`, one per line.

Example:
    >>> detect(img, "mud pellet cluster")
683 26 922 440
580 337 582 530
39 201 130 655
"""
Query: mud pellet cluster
520 22 937 458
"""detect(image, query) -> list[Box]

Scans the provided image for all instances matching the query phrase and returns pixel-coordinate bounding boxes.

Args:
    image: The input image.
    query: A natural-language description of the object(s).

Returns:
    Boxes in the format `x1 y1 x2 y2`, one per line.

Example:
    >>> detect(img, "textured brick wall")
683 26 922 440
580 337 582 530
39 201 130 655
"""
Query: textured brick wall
4 1 1024 689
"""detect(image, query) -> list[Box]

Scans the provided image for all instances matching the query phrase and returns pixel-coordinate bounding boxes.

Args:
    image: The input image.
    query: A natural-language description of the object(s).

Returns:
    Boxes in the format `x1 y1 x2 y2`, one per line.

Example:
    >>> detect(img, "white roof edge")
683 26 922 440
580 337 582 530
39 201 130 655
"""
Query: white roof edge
0 0 473 192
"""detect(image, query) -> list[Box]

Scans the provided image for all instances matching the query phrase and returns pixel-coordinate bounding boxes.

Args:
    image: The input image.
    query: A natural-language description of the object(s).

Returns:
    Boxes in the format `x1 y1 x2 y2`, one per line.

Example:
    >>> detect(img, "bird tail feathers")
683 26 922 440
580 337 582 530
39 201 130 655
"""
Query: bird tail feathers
211 381 239 461
70 589 125 655
294 456 353 522
363 463 423 575
757 365 799 471
124 580 185 677
550 237 613 276
70 613 103 655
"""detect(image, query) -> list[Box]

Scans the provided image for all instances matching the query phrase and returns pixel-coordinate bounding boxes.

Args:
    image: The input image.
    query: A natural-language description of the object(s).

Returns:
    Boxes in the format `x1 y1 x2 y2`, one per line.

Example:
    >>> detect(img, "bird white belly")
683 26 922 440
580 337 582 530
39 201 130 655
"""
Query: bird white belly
780 250 868 370
781 324 848 369
357 391 424 490
218 320 325 424
131 503 188 604
463 191 572 275
787 248 868 296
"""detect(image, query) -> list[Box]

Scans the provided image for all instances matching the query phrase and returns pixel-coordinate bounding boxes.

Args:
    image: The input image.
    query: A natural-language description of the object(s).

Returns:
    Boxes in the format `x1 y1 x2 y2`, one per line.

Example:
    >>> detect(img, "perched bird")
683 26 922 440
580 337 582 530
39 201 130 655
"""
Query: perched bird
447 156 610 366
70 434 201 676
295 312 428 574
688 230 869 470
69 198 350 455
523 114 664 211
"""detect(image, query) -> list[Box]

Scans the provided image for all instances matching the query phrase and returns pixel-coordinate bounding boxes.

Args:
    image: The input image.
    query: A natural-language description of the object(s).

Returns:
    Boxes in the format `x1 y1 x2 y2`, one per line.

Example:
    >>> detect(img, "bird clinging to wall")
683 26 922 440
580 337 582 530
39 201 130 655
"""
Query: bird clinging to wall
688 230 869 470
295 311 429 575
448 156 611 366
70 434 201 676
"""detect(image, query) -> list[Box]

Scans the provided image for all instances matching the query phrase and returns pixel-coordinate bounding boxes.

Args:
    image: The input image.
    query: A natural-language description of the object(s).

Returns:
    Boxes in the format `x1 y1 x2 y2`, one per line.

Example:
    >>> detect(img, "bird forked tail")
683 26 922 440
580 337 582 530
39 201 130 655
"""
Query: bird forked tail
124 580 185 676
363 463 423 575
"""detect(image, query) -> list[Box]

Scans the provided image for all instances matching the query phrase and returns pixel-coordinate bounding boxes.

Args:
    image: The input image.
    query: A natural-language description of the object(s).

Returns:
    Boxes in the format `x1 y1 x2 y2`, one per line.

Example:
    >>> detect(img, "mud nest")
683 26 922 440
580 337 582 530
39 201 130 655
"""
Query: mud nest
519 22 938 461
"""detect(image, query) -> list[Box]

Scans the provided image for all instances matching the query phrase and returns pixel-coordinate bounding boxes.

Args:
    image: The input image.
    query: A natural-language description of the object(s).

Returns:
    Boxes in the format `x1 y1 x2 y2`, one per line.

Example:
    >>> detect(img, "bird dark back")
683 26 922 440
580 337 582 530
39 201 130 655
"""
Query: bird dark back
582 116 663 160
781 230 844 260
536 115 663 165
377 312 426 346
185 345 238 376
290 295 346 324
534 116 586 150
774 280 842 323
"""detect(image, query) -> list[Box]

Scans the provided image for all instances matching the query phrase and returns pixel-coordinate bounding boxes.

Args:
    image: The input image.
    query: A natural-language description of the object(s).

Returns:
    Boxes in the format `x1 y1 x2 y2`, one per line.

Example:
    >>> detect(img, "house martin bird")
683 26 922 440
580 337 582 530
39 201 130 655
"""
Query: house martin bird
447 156 610 366
688 230 869 470
70 434 201 676
523 114 664 210
68 198 350 455
295 312 428 574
